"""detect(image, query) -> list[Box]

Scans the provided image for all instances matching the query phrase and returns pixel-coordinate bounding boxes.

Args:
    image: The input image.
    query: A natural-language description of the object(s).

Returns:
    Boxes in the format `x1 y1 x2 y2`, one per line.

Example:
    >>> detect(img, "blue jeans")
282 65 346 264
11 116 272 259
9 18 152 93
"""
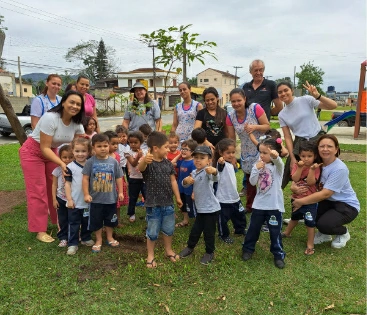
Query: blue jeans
146 205 175 241
242 209 285 260
68 207 92 246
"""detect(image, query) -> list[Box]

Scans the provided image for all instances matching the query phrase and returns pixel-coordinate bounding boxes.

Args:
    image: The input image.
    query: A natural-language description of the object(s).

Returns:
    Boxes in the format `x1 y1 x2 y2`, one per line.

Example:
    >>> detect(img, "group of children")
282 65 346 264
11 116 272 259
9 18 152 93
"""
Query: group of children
52 116 323 270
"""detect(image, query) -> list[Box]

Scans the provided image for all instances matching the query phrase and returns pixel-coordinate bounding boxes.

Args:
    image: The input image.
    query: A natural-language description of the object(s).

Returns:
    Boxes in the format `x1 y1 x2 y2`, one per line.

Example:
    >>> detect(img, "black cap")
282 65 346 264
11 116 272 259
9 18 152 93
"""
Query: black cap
192 145 212 157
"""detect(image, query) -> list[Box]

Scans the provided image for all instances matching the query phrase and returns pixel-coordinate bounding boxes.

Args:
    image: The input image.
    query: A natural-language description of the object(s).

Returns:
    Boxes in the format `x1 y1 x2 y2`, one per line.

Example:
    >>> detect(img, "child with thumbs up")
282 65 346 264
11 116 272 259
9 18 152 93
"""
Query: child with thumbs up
242 138 286 269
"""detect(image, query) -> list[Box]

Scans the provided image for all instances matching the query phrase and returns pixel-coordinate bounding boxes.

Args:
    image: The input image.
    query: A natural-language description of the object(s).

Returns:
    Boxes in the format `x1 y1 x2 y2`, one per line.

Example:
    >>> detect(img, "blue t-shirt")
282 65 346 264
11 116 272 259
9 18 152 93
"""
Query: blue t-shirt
177 159 195 195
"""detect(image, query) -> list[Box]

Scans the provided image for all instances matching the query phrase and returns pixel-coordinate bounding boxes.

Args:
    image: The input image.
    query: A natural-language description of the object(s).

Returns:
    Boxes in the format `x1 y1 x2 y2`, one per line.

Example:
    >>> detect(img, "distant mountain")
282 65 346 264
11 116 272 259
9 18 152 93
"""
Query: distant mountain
22 73 49 82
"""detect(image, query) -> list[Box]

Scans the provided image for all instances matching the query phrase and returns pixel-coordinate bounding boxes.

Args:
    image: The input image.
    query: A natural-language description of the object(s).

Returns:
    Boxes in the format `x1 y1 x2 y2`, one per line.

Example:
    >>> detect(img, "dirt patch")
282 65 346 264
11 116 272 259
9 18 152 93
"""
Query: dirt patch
0 190 26 215
339 151 366 162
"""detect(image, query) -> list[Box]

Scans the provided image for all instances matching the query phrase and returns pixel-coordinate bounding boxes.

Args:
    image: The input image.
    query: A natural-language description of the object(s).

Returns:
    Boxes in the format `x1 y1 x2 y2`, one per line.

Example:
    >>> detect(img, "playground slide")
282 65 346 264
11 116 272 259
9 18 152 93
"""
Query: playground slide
323 110 356 132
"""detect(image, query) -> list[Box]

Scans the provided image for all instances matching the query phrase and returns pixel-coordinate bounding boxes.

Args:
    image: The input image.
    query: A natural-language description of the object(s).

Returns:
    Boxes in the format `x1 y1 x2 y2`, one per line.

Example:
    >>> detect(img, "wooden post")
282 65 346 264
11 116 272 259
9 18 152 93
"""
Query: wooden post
353 60 366 139
0 84 27 144
18 56 23 97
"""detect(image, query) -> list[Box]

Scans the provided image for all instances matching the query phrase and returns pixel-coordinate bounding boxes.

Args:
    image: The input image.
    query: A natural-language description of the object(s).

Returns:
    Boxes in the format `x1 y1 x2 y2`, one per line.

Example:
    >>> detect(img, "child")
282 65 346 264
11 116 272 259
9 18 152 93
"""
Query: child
138 131 183 268
191 127 207 146
216 138 247 244
171 139 198 227
249 129 289 158
125 131 146 223
166 132 181 177
51 144 73 248
115 125 130 179
82 133 124 253
83 117 98 139
282 141 321 255
104 131 128 228
64 138 94 255
242 138 286 269
179 146 221 265
139 123 152 151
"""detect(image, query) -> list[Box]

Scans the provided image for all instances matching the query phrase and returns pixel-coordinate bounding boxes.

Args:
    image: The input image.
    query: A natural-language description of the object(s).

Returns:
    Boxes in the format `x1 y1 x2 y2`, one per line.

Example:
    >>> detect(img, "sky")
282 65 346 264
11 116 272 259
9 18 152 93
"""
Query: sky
0 0 365 92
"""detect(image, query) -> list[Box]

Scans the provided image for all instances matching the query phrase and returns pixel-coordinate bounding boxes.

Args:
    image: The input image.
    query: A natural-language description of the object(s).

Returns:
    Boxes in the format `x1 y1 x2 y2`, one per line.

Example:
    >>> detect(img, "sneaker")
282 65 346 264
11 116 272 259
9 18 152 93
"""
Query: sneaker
331 230 350 249
81 239 95 246
58 240 68 247
261 225 269 232
283 218 291 225
66 246 78 255
179 247 194 258
220 236 234 244
299 219 305 224
242 251 253 261
200 253 214 265
314 231 332 244
239 188 247 197
274 258 285 269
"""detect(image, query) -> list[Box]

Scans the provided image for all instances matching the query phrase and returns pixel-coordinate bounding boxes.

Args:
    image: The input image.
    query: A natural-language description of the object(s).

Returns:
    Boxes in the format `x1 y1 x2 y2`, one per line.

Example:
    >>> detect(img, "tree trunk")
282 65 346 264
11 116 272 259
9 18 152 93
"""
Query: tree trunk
0 84 27 145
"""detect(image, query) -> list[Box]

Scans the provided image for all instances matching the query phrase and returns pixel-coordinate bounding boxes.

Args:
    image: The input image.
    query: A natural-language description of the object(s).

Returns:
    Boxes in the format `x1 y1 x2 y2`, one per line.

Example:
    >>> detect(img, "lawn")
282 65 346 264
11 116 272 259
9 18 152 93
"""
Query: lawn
0 143 365 315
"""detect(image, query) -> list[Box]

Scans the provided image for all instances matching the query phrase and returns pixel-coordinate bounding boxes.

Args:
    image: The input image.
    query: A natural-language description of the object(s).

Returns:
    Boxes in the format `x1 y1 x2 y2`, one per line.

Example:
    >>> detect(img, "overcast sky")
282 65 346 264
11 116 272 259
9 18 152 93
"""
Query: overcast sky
1 0 365 92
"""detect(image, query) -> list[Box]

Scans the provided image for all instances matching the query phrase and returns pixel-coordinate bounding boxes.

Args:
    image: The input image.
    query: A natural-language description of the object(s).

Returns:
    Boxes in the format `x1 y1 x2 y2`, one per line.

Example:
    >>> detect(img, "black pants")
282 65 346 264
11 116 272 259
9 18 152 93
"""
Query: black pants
187 211 219 254
68 207 92 246
127 178 146 216
56 197 68 241
316 200 358 235
218 202 247 237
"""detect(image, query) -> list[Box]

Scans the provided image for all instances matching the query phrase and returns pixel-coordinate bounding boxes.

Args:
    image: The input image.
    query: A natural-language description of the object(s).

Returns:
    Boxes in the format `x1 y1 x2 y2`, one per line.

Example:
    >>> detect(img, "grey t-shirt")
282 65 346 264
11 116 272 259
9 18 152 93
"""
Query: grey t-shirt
82 156 122 204
123 100 160 131
142 159 175 207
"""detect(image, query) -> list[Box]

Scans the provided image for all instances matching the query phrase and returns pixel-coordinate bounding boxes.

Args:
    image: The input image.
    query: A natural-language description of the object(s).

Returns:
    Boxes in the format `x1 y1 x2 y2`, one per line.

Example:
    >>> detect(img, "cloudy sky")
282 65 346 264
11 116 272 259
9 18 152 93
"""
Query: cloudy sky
1 0 365 92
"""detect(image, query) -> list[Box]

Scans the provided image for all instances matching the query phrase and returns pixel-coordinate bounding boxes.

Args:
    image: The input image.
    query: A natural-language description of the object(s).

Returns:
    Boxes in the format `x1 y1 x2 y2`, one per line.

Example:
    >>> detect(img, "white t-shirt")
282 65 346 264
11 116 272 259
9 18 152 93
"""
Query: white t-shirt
52 166 67 201
216 161 240 203
117 143 130 168
30 112 84 148
278 95 320 138
65 161 88 209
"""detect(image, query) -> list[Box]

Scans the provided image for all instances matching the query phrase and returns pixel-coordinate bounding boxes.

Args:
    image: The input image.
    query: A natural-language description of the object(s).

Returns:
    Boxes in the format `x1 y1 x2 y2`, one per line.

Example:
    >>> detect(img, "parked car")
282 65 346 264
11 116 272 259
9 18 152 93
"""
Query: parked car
0 105 32 137
331 111 366 127
224 102 234 113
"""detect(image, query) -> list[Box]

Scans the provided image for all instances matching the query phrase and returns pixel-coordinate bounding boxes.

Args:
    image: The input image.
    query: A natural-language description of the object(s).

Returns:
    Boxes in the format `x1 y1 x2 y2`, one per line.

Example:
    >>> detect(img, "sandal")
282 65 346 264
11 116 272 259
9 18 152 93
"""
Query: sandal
92 244 102 253
36 233 55 243
304 248 315 256
166 253 180 263
146 258 157 269
107 240 120 247
175 222 189 228
281 232 291 238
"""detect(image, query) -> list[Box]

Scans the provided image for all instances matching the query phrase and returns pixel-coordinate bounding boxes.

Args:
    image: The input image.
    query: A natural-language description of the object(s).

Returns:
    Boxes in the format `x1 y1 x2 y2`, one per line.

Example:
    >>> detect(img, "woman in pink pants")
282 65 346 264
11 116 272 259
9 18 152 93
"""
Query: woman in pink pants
19 90 85 243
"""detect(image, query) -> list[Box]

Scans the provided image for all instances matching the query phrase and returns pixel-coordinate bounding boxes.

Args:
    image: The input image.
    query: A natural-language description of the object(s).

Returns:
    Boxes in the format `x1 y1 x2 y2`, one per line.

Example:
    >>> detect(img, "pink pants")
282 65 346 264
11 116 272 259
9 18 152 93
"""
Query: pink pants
19 137 58 232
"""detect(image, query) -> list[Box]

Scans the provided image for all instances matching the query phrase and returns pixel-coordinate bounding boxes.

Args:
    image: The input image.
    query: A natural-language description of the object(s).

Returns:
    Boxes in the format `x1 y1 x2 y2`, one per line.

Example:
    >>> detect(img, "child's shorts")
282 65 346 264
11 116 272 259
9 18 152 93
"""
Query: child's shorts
88 203 118 231
180 193 196 218
291 201 317 228
146 205 175 241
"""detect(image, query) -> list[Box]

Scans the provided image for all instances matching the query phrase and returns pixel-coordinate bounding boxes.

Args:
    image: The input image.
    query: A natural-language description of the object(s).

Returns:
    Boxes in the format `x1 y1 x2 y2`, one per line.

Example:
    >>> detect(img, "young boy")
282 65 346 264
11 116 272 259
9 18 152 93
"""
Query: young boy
115 125 130 179
171 139 198 227
139 123 152 151
191 127 207 146
179 146 221 265
82 133 124 253
167 132 181 178
138 131 183 268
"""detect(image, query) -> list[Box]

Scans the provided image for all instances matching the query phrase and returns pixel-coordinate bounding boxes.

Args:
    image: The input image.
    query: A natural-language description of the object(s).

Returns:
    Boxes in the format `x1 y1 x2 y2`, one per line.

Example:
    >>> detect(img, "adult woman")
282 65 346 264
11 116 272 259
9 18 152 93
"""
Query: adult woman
19 91 85 242
75 76 99 132
122 82 161 132
226 88 270 212
171 82 203 142
194 87 227 148
277 81 337 188
64 83 77 93
292 135 359 249
30 74 62 129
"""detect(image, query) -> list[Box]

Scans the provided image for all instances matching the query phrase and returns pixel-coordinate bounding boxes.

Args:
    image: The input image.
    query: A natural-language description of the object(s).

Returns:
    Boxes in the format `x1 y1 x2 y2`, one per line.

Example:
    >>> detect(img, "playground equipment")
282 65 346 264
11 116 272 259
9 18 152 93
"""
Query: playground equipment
354 61 366 138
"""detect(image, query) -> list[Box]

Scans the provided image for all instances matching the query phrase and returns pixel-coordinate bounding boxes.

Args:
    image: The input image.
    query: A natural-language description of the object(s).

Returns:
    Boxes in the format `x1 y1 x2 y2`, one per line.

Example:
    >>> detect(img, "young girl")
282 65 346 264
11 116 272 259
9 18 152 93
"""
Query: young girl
282 141 321 255
64 137 94 255
83 117 98 139
115 125 130 179
242 138 286 269
249 129 289 158
216 138 247 244
167 132 181 178
125 131 146 223
51 144 73 247
104 130 129 228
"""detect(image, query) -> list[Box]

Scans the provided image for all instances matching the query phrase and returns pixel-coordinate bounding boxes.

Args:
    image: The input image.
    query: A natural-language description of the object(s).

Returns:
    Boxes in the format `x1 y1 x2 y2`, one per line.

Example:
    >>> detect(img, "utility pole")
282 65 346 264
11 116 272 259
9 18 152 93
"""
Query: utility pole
293 66 296 87
182 32 187 82
233 66 242 87
148 42 157 100
18 56 23 97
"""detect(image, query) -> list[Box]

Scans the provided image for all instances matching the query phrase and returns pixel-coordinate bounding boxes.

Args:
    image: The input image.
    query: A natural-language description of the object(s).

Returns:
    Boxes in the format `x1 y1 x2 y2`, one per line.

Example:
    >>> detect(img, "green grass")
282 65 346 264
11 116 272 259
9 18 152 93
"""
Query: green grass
0 144 365 314
340 144 366 154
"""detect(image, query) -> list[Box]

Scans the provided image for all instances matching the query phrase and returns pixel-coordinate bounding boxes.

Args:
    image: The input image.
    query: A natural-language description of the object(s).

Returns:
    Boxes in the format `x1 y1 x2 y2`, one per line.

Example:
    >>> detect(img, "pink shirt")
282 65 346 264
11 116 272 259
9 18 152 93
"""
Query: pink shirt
291 164 320 198
226 104 265 126
84 93 96 117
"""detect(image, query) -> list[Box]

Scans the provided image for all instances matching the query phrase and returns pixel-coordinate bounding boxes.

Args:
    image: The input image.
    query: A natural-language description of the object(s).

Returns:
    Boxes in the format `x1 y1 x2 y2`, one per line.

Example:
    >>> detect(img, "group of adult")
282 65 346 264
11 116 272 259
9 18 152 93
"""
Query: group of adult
20 61 359 248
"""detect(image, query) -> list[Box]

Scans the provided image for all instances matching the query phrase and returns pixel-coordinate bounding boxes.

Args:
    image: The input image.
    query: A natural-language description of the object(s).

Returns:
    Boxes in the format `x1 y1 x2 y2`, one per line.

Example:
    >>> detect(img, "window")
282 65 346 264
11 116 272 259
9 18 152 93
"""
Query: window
128 79 132 88
149 79 153 87
214 78 217 81
24 88 27 92
200 79 202 82
172 79 177 87
204 79 209 82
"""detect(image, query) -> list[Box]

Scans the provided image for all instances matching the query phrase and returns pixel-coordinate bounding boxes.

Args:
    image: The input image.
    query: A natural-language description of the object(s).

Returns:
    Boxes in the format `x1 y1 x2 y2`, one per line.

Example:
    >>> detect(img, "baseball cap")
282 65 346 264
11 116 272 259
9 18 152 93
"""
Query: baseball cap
192 145 212 157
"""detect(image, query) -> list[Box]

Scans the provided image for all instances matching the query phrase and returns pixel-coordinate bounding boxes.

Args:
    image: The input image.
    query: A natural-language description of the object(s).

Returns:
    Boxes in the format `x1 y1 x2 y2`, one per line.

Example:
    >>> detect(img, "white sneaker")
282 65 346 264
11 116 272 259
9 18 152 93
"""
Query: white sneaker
314 231 332 244
283 218 291 224
66 246 78 255
331 230 350 249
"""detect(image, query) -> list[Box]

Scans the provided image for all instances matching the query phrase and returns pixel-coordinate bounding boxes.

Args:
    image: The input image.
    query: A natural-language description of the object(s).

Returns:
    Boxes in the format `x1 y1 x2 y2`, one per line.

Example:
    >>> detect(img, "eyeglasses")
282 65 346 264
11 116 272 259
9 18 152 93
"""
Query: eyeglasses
181 148 191 152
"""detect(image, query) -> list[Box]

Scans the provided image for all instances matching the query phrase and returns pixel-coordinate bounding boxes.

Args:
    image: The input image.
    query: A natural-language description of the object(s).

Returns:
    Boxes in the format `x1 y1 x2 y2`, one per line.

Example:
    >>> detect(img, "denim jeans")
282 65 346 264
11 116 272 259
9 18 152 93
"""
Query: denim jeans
145 205 175 241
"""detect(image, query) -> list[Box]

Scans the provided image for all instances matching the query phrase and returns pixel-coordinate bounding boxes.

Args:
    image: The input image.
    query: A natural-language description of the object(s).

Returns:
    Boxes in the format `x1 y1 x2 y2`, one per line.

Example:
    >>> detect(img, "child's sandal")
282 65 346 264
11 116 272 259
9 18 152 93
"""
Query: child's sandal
146 258 157 268
304 248 315 255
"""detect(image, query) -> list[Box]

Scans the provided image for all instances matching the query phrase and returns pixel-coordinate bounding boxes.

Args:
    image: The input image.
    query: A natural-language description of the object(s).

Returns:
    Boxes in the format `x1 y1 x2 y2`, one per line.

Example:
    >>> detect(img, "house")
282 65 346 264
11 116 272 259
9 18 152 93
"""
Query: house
117 68 180 110
15 78 33 97
196 68 239 105
0 69 16 96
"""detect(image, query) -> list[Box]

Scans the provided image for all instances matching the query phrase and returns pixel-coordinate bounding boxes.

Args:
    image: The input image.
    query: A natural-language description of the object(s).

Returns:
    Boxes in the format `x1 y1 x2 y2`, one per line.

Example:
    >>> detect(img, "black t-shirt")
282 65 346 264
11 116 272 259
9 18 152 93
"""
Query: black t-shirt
142 159 175 207
243 78 278 120
196 108 226 146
